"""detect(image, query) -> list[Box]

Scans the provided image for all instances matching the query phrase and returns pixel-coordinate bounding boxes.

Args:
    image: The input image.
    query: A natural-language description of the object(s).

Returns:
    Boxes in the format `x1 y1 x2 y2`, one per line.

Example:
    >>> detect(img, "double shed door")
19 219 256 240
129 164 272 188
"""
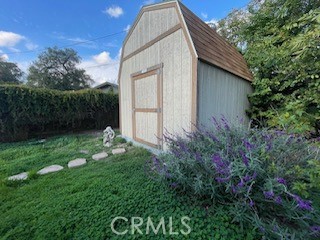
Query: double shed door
131 64 163 149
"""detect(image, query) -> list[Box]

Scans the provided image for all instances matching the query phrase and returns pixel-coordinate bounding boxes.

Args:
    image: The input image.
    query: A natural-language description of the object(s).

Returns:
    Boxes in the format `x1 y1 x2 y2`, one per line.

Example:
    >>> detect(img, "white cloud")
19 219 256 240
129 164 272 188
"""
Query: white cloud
79 50 121 86
16 60 31 74
201 12 208 19
206 18 219 29
0 31 25 47
104 6 124 18
25 42 38 50
0 54 9 61
124 25 131 33
8 47 20 53
93 51 112 64
143 0 156 5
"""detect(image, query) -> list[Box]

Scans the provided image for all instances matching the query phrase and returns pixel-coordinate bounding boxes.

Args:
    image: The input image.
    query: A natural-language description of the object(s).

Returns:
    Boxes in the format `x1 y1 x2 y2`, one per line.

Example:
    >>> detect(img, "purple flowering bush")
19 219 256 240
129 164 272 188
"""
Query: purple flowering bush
149 118 320 239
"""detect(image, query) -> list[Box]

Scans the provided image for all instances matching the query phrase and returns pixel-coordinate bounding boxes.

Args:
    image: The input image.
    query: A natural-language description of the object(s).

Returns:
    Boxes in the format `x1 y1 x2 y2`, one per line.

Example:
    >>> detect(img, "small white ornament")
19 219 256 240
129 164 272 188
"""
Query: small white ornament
103 126 115 147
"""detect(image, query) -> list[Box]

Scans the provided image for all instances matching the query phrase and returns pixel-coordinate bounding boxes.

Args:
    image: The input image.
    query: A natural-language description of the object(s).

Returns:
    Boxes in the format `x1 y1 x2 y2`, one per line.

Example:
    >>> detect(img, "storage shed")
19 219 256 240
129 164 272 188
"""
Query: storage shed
118 0 253 150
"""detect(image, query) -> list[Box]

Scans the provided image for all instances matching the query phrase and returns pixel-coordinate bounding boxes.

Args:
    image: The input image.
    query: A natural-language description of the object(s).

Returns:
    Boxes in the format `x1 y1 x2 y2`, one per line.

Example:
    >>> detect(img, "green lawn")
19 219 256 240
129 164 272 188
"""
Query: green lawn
0 134 256 239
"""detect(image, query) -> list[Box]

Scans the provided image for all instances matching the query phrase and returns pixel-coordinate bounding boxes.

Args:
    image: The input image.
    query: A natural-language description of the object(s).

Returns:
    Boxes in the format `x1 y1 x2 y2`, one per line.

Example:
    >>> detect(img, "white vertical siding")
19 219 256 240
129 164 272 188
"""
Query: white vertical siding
123 8 179 58
197 61 252 127
120 28 193 144
134 75 158 109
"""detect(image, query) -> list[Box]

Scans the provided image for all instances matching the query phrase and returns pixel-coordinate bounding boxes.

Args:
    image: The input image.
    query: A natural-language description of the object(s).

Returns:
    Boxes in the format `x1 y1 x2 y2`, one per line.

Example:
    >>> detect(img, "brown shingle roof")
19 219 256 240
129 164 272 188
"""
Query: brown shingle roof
178 2 253 82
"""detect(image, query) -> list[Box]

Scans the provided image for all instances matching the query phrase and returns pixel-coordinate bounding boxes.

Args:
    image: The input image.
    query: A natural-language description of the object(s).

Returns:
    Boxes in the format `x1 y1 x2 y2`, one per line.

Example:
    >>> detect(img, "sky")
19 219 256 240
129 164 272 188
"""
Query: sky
0 0 250 86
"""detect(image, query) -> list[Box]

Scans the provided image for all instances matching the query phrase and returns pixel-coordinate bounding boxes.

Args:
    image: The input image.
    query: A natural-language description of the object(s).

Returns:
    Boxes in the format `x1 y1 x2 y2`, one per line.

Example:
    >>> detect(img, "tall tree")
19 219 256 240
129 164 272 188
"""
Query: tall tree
0 58 23 84
218 0 320 135
27 47 93 91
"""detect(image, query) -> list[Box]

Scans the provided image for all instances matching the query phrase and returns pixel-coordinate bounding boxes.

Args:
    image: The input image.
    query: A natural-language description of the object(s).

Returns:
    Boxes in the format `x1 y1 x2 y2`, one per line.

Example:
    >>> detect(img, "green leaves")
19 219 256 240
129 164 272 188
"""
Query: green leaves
26 47 93 91
218 0 320 135
0 59 23 84
0 85 119 142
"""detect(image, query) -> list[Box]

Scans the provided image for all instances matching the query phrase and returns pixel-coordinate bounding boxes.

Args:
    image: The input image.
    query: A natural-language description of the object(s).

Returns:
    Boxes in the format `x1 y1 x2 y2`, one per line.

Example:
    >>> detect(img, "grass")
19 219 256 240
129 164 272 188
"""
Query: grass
0 134 256 239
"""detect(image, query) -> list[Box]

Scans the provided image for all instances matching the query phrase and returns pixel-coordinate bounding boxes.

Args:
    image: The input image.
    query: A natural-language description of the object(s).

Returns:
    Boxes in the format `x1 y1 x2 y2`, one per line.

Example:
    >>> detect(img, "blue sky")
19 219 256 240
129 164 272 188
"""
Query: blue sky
0 0 249 85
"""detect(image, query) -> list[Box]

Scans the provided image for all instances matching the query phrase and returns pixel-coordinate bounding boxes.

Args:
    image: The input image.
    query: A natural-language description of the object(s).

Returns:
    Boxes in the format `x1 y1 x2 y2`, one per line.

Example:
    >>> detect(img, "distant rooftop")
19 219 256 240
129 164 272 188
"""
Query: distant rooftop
94 81 118 89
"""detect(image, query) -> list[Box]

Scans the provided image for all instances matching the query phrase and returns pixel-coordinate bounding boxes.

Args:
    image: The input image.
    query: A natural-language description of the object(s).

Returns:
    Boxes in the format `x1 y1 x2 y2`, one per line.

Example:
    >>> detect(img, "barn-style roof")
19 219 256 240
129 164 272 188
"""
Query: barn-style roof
124 0 253 82
177 2 253 82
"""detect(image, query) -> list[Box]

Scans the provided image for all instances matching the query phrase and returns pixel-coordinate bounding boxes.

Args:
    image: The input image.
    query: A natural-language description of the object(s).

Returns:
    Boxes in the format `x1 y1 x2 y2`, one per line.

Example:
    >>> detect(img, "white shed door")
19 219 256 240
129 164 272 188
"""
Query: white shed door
132 65 163 149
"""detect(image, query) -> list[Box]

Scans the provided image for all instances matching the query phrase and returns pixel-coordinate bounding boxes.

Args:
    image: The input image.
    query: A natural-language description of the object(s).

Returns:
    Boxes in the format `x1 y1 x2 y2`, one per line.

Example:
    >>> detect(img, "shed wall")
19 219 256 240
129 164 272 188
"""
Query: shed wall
123 7 179 58
197 61 252 127
120 23 193 144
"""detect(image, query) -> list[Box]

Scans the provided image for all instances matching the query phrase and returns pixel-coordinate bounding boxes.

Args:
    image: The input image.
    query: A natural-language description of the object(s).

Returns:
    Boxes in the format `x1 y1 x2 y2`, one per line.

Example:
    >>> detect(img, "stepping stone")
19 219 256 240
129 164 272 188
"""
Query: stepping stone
8 172 28 181
79 150 89 154
92 152 108 161
68 158 87 168
112 148 126 155
37 165 64 175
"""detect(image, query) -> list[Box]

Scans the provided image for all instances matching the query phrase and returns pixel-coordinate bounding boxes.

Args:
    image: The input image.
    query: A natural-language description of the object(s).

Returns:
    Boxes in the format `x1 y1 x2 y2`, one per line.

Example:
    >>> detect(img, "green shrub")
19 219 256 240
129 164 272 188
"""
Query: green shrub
149 118 320 239
0 85 119 142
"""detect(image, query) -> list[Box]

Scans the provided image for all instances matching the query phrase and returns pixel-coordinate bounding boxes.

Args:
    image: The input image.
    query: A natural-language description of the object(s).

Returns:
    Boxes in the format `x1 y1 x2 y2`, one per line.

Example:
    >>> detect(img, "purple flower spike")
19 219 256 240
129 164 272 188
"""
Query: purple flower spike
242 139 254 151
311 226 320 231
243 175 251 182
263 191 275 199
249 199 254 207
212 154 230 175
211 117 222 131
276 177 287 185
172 149 181 158
274 196 282 205
237 179 245 188
152 156 161 171
289 193 314 211
215 177 230 183
177 141 189 152
239 150 249 167
221 116 230 130
310 226 320 236
252 171 257 179
266 142 272 151
297 199 313 211
212 154 222 164
205 131 218 142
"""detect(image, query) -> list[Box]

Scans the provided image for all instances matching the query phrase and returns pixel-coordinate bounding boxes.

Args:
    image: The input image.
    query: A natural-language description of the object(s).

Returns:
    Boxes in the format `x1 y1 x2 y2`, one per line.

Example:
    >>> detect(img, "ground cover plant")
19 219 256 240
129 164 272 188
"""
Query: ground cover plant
150 118 320 239
0 134 257 239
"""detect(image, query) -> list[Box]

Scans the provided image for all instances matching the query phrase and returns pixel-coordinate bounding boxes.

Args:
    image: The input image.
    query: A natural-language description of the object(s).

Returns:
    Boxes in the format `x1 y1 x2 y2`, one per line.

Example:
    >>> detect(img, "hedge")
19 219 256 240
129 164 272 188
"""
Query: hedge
0 85 119 142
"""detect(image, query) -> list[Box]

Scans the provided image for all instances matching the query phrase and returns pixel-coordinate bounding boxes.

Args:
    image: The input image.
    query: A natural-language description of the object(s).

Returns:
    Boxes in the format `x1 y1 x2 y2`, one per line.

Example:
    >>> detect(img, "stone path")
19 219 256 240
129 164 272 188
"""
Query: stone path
92 152 108 161
68 158 87 168
79 150 89 154
112 148 126 155
8 172 28 181
8 145 128 181
37 165 64 175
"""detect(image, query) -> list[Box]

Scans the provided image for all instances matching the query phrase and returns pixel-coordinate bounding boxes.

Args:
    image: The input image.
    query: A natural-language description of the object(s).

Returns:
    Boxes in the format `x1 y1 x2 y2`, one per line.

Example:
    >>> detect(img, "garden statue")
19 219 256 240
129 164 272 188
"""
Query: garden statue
103 126 115 147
